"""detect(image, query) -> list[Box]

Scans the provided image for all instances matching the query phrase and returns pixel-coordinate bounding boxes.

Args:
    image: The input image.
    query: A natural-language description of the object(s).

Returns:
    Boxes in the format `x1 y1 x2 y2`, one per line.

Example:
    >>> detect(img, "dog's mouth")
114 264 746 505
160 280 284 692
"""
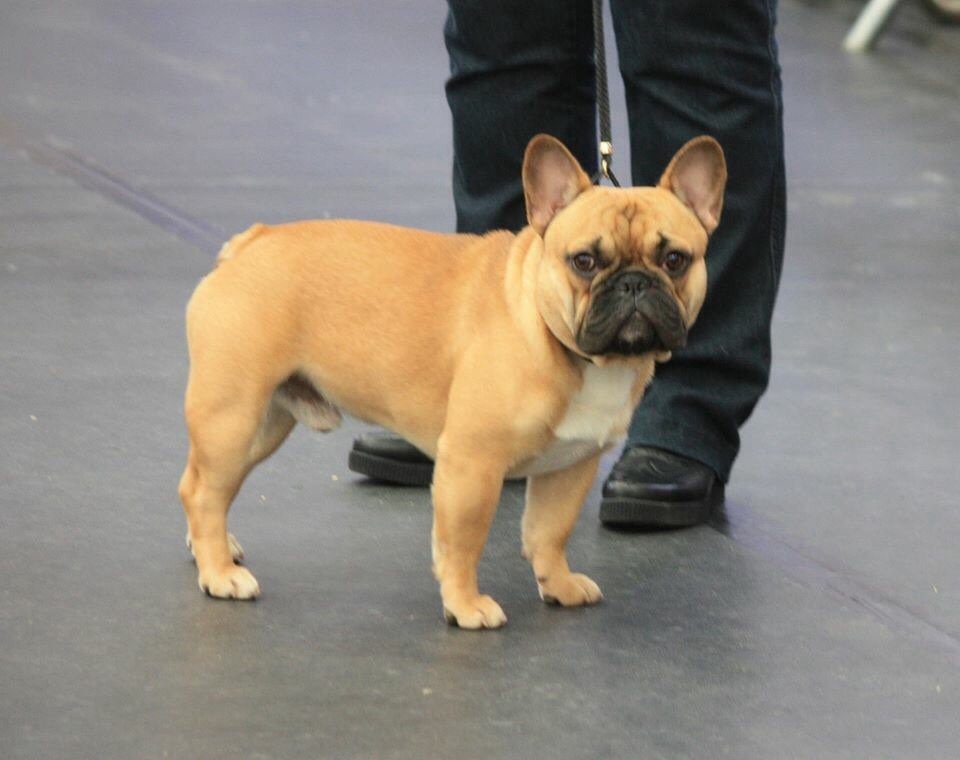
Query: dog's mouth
617 311 652 343
577 285 687 357
599 311 671 356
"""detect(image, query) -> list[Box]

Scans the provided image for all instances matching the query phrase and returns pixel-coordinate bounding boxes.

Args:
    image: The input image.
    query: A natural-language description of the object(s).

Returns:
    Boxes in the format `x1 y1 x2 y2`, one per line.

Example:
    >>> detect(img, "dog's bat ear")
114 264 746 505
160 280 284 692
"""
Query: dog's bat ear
658 136 727 235
522 135 593 237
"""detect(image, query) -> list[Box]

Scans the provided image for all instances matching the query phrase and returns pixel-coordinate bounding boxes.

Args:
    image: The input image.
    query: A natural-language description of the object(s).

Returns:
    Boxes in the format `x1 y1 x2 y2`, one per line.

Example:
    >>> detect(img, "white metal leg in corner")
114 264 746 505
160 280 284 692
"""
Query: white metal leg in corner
843 0 903 51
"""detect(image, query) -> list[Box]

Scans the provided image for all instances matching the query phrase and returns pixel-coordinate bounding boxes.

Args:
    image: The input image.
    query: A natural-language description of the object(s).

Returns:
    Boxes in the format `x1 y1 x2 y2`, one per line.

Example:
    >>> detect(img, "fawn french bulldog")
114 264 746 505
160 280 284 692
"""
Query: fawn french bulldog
179 134 726 628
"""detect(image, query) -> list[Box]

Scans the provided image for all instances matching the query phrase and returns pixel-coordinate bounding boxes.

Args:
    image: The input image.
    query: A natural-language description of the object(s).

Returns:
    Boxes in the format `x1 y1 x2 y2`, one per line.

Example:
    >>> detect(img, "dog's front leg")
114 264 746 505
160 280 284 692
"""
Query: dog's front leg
431 440 508 629
521 453 603 607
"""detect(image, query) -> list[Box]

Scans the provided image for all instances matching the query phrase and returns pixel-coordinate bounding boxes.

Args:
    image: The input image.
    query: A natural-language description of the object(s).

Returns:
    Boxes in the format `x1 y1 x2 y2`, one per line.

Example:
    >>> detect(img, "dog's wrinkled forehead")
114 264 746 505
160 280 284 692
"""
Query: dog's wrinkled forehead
604 189 709 264
547 186 708 265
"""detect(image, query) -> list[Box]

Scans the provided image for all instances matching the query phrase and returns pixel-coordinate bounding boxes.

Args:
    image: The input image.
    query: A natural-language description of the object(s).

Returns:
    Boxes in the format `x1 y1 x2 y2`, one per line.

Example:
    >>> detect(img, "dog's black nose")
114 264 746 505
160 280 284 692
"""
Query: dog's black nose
615 271 653 296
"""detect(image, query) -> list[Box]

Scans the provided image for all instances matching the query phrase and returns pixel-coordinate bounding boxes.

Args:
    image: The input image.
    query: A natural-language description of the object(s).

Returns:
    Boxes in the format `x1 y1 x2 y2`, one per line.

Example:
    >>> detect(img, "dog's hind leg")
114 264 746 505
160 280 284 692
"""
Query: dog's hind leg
183 401 296 566
179 387 296 600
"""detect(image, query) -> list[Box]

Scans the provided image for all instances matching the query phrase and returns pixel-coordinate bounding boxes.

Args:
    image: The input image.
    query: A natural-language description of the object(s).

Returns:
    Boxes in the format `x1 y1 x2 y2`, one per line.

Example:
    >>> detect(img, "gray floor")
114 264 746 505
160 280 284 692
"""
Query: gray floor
1 1 959 758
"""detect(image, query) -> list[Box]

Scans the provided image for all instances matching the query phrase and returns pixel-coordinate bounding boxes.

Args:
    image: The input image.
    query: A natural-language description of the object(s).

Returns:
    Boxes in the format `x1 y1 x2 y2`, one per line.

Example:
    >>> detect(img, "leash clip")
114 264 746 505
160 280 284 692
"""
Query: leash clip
598 140 620 188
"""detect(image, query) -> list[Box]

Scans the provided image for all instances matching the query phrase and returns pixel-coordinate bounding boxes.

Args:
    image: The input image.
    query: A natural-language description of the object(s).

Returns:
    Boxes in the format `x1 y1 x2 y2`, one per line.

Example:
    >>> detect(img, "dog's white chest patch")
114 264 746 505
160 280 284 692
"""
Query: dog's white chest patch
554 363 637 443
510 363 638 478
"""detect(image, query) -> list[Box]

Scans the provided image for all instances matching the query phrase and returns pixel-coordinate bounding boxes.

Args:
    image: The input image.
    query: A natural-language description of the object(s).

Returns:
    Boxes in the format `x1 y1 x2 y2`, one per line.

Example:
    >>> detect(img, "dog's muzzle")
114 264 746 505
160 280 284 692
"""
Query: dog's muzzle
577 269 687 356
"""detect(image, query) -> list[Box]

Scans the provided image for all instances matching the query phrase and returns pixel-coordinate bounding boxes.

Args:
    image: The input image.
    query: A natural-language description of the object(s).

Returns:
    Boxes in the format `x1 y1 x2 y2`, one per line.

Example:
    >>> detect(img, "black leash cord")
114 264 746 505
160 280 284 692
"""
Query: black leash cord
592 0 620 187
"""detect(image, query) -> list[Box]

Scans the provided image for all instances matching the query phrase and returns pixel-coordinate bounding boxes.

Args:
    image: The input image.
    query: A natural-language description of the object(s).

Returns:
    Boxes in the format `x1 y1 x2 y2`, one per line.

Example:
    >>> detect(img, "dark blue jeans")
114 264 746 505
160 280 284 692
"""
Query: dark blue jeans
444 0 786 482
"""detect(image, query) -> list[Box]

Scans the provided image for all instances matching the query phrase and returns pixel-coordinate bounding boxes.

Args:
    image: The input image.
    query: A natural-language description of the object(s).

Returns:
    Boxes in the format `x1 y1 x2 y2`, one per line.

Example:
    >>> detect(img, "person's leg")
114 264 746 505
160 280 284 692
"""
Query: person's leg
601 0 786 526
350 0 598 484
445 0 597 233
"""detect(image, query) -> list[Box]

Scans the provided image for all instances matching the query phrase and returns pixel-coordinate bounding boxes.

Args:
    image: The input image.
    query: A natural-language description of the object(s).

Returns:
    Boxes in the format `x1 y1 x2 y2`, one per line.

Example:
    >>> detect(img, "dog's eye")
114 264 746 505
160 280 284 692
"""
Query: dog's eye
662 250 690 276
571 252 598 275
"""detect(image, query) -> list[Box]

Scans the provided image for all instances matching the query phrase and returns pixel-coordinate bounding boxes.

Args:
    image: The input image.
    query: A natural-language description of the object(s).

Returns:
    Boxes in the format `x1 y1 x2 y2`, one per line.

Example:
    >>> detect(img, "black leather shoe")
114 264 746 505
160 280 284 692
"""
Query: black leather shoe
348 432 434 486
599 446 724 529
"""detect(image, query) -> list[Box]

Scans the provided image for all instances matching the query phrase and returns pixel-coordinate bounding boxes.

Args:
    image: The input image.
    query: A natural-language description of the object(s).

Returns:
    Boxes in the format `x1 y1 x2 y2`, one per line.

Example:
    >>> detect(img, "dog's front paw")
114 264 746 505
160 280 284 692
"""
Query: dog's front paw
538 572 603 607
198 564 260 600
442 594 507 629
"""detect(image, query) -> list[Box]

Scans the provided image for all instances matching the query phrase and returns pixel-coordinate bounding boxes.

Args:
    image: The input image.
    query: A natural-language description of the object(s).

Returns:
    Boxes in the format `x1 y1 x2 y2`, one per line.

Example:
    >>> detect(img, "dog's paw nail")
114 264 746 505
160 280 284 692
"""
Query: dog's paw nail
198 565 260 600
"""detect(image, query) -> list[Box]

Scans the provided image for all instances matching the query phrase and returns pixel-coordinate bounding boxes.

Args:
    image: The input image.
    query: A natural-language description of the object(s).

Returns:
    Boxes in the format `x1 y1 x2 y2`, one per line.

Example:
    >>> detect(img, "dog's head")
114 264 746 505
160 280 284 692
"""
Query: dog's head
523 134 726 364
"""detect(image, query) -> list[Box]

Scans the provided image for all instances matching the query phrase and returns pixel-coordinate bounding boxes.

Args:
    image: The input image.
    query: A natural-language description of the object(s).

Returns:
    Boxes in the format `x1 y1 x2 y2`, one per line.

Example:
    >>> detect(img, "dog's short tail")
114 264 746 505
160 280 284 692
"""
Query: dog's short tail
216 222 268 266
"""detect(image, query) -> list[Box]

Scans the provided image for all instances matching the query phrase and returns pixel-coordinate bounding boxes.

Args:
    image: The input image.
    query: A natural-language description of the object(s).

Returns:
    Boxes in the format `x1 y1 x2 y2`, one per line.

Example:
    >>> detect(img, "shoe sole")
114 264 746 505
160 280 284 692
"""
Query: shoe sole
347 450 434 487
599 483 725 529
